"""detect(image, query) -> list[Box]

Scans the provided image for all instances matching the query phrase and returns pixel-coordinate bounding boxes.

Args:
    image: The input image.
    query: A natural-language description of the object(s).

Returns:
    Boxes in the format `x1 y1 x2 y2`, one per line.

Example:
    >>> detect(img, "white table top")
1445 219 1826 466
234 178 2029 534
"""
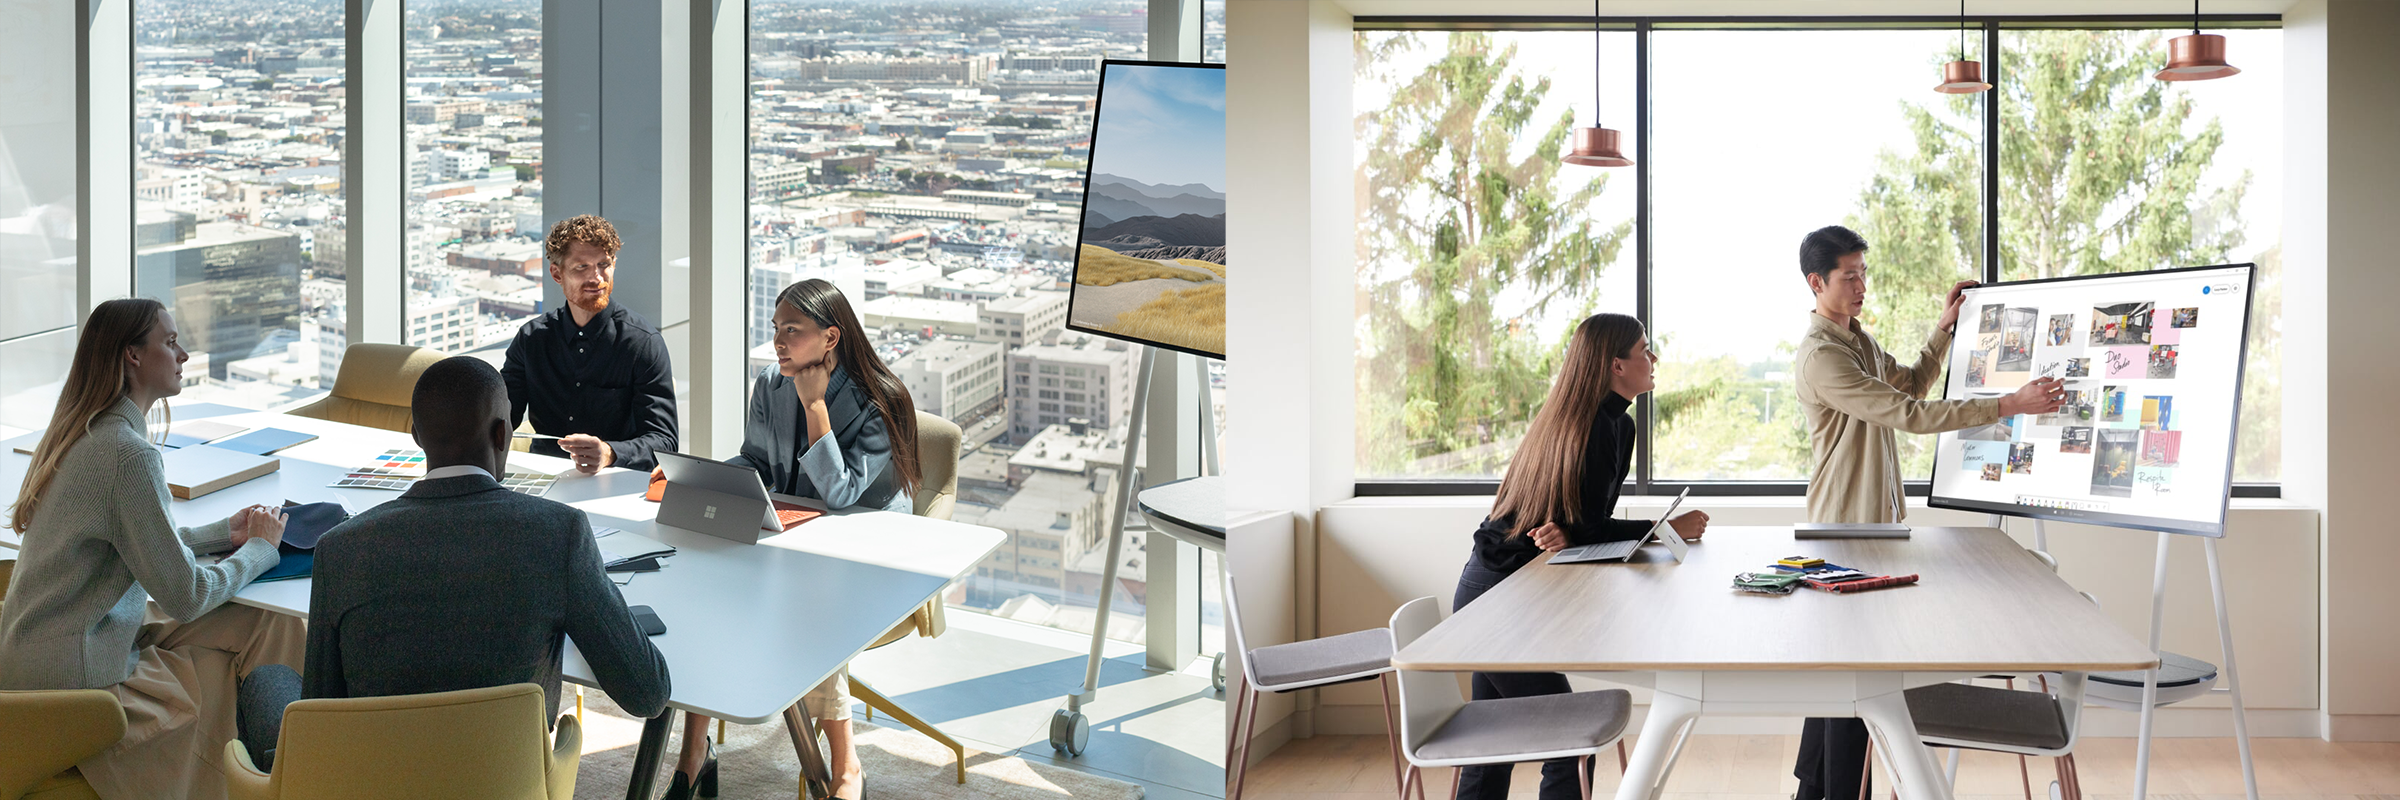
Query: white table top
1 410 1004 724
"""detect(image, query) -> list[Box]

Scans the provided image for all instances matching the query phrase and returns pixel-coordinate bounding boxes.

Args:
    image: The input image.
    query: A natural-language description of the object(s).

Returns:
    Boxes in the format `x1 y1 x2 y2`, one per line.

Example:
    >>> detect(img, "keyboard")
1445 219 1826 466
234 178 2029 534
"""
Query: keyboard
771 501 823 530
1554 538 1640 563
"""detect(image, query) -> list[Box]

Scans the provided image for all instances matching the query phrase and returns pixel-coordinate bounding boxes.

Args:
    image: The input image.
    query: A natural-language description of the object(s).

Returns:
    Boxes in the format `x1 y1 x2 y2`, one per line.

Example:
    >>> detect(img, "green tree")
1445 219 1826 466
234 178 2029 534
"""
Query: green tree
1355 32 1632 476
1845 29 2259 479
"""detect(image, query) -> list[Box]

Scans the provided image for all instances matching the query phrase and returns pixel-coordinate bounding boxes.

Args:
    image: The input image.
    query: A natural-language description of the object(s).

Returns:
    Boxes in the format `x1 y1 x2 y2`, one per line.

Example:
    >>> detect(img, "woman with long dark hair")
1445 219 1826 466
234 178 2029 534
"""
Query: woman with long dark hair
1449 312 1710 800
662 278 921 799
0 298 303 800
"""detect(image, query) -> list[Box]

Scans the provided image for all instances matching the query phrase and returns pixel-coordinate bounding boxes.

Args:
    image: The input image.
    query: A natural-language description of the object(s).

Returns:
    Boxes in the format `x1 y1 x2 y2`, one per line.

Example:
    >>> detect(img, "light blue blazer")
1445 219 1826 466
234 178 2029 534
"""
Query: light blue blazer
726 366 913 514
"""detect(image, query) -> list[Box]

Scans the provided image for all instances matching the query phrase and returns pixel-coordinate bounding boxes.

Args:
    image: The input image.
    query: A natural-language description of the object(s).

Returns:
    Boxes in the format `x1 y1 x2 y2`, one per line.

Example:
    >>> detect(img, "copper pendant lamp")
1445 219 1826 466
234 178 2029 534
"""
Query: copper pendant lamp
1564 0 1630 167
1934 0 1991 94
2157 0 2240 81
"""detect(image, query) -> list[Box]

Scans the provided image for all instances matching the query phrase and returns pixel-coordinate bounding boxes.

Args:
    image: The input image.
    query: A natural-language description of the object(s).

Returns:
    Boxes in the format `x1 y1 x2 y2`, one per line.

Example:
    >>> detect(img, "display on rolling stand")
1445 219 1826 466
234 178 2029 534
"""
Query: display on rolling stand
1926 265 2261 800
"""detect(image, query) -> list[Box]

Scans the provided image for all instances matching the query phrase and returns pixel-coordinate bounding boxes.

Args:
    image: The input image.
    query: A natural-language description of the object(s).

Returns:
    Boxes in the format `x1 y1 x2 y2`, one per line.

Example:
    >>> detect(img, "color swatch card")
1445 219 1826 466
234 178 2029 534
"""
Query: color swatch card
329 450 558 497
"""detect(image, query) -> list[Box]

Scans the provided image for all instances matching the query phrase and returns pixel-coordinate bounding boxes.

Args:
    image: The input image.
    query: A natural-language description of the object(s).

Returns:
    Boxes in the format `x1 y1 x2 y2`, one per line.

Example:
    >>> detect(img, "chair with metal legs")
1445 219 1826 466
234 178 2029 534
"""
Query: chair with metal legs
1225 571 1405 800
1389 596 1631 800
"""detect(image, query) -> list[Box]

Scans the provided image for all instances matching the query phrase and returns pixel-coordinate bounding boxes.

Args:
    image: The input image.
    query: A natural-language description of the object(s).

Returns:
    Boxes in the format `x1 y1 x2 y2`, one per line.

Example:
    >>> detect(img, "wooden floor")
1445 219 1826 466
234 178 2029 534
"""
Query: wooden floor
1233 734 2400 800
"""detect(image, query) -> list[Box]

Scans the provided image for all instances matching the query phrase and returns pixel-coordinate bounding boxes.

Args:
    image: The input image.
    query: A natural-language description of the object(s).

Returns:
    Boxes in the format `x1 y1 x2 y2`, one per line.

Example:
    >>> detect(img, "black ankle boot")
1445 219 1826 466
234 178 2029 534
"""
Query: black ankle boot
695 738 720 798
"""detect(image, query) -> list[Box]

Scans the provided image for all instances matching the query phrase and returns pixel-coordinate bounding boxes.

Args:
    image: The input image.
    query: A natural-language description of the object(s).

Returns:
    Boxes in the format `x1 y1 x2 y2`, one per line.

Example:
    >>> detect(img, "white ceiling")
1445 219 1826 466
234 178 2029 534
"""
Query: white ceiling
1330 0 2296 17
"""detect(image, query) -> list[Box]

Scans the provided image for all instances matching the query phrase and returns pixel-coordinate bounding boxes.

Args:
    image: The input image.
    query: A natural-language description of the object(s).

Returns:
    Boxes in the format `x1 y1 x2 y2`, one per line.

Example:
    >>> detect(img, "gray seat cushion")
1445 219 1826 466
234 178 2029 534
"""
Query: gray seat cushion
1903 682 2071 752
1251 628 1392 689
1416 689 1632 762
2090 650 2218 689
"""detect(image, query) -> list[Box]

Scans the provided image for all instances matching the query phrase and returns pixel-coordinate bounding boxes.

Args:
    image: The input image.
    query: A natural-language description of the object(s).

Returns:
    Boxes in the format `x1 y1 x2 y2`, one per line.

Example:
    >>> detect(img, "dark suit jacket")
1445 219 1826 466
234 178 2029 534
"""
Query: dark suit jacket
302 473 672 720
726 365 911 513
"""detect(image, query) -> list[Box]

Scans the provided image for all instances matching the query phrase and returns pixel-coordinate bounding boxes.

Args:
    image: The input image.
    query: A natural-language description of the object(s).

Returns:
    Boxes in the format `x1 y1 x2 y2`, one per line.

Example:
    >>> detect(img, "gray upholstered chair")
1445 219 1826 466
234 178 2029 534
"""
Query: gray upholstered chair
1226 571 1403 800
1388 596 1631 800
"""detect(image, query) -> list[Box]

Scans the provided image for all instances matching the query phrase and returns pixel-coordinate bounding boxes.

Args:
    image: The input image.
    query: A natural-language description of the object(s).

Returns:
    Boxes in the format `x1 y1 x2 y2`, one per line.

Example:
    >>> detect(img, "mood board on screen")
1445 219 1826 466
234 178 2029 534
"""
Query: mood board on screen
1929 264 2255 537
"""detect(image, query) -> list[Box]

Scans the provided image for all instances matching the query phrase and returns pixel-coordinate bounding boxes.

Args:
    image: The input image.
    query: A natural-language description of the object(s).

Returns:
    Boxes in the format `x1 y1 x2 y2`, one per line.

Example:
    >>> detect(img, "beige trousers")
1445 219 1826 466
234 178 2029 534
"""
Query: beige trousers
78 602 305 800
803 665 852 723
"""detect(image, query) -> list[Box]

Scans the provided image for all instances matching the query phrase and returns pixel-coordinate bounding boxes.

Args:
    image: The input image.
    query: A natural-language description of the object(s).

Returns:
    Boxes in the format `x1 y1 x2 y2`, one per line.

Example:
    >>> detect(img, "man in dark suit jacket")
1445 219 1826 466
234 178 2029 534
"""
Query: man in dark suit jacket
301 356 670 724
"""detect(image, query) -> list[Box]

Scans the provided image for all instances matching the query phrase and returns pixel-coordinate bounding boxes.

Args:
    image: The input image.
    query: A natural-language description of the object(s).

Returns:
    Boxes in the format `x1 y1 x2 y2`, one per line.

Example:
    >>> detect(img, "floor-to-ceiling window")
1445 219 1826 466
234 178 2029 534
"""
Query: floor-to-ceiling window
133 0 346 411
0 0 81 437
403 0 543 357
748 0 1168 644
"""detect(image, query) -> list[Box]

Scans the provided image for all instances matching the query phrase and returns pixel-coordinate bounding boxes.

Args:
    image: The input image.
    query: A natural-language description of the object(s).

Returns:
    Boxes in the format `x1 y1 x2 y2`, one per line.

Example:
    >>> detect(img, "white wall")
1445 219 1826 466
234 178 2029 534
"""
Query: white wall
1225 0 1358 758
2309 0 2400 742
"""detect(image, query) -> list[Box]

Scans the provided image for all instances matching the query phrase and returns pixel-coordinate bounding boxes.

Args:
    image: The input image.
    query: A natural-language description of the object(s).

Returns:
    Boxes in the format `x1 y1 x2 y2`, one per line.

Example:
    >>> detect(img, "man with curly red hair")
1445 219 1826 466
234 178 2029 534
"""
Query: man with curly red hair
501 214 679 474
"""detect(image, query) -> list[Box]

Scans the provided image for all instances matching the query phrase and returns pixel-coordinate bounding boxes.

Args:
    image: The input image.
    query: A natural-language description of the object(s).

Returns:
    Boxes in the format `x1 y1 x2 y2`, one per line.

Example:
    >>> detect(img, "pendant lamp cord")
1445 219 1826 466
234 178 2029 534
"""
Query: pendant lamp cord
2193 0 2203 35
1960 0 1967 60
1592 0 1601 124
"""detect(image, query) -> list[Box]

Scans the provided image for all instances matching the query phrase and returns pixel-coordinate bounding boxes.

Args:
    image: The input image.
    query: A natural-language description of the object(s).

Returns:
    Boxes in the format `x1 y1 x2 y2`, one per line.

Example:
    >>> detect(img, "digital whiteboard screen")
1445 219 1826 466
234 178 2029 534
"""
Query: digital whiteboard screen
1927 264 2255 537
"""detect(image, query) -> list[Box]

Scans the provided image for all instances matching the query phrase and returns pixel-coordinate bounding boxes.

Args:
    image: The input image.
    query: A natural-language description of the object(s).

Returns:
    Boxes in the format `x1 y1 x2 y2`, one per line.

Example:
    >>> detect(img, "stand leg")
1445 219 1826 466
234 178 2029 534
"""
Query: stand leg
1073 347 1157 714
2204 538 2261 800
1613 690 1699 800
2134 531 2171 800
1193 352 1219 477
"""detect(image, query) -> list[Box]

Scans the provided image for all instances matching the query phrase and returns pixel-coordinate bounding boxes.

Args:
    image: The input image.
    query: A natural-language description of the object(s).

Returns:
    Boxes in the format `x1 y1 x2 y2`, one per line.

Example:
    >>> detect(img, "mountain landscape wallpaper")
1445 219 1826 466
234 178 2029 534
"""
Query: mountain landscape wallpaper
1069 61 1226 359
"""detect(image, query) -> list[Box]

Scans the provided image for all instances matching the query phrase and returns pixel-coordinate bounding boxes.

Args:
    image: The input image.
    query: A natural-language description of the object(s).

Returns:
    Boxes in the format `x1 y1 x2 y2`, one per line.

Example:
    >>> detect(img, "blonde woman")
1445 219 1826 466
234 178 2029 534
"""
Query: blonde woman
1450 312 1710 800
0 298 304 799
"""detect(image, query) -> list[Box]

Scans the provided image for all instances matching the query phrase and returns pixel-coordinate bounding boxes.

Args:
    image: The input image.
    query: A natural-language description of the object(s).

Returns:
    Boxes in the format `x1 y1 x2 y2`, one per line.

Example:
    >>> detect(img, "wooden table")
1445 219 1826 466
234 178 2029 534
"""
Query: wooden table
1389 526 2156 800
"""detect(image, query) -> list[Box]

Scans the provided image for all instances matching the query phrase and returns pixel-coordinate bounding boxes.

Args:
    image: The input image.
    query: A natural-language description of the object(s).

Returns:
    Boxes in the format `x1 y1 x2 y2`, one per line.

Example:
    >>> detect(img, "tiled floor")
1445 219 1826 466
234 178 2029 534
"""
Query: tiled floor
847 610 1228 799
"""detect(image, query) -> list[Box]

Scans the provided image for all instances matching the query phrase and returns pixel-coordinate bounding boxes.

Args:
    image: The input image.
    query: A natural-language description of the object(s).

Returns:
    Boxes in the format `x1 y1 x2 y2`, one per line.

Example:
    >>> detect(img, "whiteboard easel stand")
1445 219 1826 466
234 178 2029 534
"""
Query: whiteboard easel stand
1986 512 2258 800
1051 346 1219 756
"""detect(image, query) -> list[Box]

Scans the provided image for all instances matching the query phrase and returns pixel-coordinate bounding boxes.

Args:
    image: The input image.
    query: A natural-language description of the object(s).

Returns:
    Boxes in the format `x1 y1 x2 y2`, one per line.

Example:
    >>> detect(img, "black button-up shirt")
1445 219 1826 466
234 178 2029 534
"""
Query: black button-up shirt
501 303 678 472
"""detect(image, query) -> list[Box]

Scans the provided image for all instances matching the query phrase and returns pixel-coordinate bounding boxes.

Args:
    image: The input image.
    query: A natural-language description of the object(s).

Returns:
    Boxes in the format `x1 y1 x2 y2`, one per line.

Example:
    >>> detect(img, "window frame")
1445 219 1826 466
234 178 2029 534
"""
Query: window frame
1350 13 2284 499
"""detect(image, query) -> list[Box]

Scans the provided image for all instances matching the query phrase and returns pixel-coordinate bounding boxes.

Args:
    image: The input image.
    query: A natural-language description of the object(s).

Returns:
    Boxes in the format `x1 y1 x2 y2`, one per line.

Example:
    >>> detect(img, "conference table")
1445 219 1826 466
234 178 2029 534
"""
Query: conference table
1388 526 2157 800
0 408 1005 800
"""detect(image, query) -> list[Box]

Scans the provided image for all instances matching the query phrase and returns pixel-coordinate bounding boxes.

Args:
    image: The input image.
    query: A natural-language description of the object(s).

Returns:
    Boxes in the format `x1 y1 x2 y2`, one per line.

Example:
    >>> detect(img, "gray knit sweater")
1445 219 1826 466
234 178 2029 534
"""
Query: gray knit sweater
0 398 281 690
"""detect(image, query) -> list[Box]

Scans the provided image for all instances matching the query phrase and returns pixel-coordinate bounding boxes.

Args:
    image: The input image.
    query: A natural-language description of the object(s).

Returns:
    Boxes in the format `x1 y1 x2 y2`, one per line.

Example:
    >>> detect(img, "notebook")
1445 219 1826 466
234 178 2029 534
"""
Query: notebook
161 445 280 500
593 527 678 572
209 428 320 456
158 420 249 450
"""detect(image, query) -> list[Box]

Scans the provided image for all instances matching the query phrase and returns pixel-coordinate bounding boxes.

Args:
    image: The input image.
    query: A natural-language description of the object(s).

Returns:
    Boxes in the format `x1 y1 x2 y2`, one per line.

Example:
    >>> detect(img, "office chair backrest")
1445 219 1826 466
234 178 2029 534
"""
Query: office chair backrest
284 343 449 433
911 411 961 521
247 683 564 800
1388 596 1463 753
0 688 126 800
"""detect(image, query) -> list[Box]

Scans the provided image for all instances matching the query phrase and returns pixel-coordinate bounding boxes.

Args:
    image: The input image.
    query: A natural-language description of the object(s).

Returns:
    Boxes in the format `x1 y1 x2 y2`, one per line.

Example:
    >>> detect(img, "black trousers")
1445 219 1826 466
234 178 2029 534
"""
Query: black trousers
1451 561 1584 800
1793 717 1873 800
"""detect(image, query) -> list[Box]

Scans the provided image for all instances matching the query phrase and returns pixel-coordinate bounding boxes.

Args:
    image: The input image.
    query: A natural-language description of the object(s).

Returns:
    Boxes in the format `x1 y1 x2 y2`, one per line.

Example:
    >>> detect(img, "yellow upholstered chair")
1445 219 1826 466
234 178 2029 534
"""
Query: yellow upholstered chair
224 683 579 800
843 412 966 781
283 343 449 433
0 560 130 800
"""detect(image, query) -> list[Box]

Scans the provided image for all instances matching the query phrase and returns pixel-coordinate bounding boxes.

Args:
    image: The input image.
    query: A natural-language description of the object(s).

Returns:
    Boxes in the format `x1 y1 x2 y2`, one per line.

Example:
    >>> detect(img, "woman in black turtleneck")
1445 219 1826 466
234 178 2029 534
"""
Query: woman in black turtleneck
1450 312 1711 800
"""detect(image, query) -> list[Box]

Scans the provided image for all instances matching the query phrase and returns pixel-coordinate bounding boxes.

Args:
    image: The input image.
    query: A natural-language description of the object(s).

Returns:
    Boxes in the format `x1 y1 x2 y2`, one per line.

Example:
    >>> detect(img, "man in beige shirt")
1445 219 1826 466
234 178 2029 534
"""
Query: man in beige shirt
1793 225 2065 525
1787 224 2064 800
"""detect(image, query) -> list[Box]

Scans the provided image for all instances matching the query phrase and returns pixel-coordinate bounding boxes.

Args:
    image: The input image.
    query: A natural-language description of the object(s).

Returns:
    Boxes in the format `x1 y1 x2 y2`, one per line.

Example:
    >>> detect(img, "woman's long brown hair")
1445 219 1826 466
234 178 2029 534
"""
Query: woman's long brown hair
9 299 169 533
775 278 922 495
1486 313 1646 539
